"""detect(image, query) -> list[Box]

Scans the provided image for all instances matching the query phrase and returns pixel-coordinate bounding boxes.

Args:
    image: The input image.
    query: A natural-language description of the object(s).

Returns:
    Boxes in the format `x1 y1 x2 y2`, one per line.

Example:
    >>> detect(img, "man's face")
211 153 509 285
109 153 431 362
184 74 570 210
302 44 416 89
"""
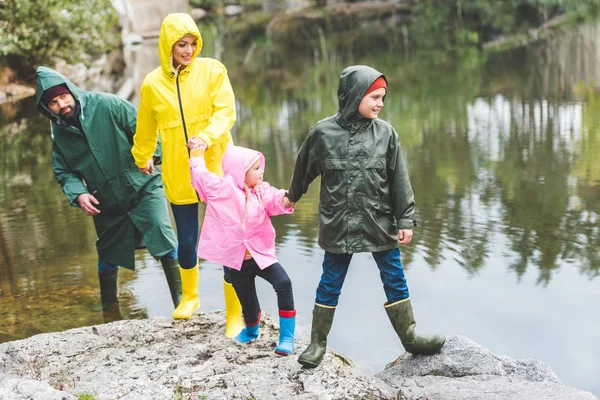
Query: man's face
47 93 76 119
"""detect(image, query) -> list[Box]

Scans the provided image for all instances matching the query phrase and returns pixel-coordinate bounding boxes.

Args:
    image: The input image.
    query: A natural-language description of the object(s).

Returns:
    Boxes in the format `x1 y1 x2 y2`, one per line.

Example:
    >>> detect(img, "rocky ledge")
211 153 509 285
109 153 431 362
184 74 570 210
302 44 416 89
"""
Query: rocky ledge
0 311 596 400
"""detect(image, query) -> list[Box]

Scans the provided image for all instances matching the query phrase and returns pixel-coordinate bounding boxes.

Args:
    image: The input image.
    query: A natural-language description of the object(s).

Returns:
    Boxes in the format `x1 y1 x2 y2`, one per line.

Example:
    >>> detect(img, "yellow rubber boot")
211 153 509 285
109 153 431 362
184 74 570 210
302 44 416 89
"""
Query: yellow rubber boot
223 278 244 337
172 265 200 319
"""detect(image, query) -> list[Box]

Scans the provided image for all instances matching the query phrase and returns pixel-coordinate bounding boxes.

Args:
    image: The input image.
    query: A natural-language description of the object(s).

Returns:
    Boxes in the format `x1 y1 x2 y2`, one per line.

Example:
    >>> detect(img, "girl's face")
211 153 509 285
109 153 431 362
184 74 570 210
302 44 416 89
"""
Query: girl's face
172 34 197 69
245 159 264 188
357 87 386 119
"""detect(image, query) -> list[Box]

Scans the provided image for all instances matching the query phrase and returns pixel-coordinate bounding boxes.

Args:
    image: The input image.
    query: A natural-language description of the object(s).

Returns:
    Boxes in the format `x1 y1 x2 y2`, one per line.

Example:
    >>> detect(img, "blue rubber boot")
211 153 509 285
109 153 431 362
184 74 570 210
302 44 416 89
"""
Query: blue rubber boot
275 310 296 356
235 310 261 343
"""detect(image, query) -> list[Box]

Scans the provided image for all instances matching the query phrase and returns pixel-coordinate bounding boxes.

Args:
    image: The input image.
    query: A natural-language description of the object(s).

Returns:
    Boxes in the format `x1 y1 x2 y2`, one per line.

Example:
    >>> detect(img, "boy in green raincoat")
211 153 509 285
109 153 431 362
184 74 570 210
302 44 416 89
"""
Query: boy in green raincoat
35 66 181 320
284 65 445 368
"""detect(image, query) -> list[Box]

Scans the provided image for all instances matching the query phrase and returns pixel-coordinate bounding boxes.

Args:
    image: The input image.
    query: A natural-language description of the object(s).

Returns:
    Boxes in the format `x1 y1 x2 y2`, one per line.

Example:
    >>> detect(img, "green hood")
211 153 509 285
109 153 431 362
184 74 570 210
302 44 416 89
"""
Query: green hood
35 66 85 122
336 65 386 130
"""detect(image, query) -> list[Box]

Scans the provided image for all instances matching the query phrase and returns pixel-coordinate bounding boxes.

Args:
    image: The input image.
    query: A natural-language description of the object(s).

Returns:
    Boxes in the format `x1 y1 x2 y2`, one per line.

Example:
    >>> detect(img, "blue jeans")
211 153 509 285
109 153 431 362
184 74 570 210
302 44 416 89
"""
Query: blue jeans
98 249 177 273
230 259 294 324
315 248 409 307
170 203 231 282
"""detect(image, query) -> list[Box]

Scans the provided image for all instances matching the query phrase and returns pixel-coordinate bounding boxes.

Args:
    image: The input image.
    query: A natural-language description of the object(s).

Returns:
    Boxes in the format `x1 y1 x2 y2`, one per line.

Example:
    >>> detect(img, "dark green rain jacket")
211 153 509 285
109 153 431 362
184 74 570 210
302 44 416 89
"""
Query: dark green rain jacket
288 65 415 254
35 67 177 269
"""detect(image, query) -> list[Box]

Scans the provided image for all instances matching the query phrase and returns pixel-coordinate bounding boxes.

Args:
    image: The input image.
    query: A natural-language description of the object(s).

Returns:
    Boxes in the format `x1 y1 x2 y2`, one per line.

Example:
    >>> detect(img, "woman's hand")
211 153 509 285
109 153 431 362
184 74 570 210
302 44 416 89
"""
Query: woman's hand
187 136 207 150
139 159 155 175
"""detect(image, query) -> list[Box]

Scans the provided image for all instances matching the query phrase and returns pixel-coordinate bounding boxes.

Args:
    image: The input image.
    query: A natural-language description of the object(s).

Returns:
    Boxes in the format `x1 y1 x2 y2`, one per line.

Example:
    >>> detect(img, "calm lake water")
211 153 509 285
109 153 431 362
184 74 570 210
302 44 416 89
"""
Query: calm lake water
1 21 600 396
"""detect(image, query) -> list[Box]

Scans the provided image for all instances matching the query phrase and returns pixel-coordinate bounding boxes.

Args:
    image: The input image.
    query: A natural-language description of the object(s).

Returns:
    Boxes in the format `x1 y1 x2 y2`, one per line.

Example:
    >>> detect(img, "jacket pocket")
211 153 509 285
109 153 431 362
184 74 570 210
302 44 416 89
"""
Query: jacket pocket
320 159 347 204
362 197 396 244
364 157 388 196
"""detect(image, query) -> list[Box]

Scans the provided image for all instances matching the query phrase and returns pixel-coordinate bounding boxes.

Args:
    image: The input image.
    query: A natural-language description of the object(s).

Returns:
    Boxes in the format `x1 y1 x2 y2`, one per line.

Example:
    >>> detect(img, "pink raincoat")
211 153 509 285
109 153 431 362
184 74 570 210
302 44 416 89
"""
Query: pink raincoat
190 146 293 270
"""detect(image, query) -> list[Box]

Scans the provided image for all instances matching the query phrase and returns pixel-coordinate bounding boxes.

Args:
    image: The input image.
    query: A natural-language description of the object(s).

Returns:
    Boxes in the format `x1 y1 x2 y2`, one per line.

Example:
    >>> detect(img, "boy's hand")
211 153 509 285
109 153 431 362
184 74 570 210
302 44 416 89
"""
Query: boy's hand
398 229 413 245
77 193 101 216
282 195 295 209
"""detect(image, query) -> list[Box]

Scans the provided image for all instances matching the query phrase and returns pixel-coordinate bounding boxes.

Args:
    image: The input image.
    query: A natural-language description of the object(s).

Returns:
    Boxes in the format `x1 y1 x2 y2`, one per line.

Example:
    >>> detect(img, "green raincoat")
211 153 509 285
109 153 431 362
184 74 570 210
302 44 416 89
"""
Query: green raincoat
36 67 177 269
287 65 416 254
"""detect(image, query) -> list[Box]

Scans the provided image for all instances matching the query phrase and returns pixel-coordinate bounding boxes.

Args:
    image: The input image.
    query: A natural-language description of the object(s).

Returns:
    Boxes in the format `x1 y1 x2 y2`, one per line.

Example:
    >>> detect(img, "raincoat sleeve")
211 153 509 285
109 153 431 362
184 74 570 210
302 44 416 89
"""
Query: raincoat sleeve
52 142 88 207
190 156 226 201
131 84 159 168
287 130 321 203
196 62 236 148
111 96 137 142
388 131 415 229
261 183 294 216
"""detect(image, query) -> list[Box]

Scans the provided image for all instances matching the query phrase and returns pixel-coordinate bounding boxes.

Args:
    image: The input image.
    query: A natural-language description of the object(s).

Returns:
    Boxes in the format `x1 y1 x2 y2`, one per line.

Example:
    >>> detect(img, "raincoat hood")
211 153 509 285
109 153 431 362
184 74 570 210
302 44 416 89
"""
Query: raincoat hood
35 66 84 122
221 145 265 190
336 65 387 130
158 13 203 76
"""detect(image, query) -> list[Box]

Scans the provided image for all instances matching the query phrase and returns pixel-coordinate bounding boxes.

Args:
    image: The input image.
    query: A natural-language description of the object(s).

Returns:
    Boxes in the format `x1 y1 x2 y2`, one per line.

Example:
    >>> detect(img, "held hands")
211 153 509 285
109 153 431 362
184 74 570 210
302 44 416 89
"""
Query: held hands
77 193 101 216
139 159 155 175
398 229 413 246
282 194 295 209
187 136 207 151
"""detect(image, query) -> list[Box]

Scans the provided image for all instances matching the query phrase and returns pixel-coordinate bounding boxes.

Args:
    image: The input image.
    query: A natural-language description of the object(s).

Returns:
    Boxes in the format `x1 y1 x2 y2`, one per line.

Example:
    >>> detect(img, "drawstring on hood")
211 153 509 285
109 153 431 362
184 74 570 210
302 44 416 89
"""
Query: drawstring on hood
335 65 387 133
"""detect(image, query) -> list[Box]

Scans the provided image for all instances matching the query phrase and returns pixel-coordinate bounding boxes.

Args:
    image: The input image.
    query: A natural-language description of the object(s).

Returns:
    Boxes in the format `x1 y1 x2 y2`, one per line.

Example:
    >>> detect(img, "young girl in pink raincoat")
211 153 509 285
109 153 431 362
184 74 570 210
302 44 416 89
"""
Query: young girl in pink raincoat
189 144 296 355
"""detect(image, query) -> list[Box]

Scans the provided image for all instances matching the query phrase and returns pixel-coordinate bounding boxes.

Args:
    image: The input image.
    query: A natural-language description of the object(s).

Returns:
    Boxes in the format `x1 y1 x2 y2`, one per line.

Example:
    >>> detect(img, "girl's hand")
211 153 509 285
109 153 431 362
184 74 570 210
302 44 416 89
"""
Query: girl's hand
282 195 295 209
398 229 413 245
188 136 207 150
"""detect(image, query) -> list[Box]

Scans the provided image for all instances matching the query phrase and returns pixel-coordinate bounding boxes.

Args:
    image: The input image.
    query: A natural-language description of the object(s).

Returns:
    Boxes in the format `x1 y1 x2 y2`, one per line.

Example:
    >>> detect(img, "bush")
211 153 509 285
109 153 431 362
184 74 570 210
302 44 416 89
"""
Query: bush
0 0 118 82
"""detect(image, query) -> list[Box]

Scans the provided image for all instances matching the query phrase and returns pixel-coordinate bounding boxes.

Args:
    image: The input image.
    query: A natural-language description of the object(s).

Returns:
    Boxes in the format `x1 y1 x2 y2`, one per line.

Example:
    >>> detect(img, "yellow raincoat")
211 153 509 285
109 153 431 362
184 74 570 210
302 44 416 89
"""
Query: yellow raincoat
132 13 236 205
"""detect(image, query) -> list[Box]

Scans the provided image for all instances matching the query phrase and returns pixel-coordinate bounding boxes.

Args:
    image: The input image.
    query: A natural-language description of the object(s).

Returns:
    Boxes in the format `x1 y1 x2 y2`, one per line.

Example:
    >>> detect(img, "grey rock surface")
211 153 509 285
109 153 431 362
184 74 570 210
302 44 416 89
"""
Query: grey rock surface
0 311 395 400
376 335 597 400
0 315 596 400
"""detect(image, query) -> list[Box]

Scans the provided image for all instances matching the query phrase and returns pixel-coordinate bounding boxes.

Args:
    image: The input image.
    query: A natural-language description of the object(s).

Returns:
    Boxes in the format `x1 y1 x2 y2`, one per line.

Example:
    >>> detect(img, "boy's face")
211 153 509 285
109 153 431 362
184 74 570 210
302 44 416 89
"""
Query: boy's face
245 159 264 188
358 87 386 119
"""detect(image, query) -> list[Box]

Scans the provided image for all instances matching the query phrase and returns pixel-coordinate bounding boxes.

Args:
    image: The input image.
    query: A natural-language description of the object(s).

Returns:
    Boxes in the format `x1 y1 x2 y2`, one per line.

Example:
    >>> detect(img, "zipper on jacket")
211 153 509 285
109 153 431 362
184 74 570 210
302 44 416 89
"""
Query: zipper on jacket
176 71 200 201
176 72 190 156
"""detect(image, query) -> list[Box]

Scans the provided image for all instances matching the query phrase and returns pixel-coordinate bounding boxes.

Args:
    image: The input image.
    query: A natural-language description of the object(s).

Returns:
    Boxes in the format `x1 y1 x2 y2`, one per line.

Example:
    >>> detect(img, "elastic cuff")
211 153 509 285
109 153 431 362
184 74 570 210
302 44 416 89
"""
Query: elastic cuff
279 309 296 318
247 310 262 326
384 297 410 308
315 302 336 309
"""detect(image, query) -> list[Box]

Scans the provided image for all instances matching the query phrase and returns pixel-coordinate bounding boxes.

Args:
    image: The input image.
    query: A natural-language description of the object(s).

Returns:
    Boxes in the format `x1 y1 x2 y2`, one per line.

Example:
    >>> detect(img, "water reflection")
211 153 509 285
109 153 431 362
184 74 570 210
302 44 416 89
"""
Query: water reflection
1 22 599 396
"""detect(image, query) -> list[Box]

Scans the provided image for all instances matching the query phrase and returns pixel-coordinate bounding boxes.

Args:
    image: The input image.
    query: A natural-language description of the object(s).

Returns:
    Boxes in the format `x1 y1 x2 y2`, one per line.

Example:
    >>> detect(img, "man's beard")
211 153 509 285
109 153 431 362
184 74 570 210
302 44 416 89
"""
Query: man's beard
60 107 76 120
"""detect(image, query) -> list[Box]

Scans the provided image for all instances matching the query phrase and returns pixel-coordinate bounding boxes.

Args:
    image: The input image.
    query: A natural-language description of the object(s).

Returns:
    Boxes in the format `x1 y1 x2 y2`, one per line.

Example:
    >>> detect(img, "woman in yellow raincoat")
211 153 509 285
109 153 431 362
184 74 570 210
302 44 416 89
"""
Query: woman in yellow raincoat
132 13 243 336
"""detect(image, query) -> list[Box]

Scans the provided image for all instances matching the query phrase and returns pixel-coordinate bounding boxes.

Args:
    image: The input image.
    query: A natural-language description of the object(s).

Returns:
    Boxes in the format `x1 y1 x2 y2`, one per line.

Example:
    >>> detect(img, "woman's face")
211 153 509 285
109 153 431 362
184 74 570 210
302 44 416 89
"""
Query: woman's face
172 34 198 69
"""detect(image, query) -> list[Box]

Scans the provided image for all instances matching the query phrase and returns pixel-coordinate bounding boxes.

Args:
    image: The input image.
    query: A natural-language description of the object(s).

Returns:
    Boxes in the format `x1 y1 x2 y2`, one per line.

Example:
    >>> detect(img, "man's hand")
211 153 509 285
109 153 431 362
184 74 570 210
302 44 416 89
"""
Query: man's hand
139 159 155 175
77 193 101 216
398 229 413 246
187 136 207 150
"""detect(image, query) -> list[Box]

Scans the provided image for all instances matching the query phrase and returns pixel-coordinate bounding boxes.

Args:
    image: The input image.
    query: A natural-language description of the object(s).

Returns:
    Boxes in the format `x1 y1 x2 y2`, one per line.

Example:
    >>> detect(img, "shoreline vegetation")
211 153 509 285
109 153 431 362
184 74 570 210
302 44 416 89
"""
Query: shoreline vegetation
0 0 598 102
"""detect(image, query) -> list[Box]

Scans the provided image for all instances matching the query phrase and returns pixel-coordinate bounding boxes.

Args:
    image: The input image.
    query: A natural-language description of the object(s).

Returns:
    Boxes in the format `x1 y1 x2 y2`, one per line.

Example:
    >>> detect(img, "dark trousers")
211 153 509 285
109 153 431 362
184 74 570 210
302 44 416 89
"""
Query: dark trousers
170 202 231 282
230 259 294 324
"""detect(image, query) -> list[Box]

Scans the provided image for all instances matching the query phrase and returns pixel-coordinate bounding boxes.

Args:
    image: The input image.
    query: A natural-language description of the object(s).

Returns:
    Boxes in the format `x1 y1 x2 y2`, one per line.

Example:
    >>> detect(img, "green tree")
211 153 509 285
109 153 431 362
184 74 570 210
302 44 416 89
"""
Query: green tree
0 0 118 81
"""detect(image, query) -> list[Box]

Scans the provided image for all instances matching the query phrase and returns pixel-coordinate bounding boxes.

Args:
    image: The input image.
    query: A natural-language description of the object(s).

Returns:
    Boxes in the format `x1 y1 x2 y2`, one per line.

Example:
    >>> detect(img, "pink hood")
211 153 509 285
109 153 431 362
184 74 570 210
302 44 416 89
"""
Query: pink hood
189 145 293 270
221 145 265 190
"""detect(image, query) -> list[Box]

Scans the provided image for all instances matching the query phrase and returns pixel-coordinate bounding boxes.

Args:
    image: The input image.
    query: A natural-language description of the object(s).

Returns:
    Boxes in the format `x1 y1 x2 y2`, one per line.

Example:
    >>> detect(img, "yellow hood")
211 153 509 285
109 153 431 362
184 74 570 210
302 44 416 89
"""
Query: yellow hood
158 13 203 76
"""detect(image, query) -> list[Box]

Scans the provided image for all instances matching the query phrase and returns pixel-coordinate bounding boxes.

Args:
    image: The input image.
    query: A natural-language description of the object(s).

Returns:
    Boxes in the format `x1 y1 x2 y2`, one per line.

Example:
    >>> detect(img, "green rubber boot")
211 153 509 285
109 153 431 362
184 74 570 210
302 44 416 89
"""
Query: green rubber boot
297 303 336 368
385 298 445 355
160 257 182 307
